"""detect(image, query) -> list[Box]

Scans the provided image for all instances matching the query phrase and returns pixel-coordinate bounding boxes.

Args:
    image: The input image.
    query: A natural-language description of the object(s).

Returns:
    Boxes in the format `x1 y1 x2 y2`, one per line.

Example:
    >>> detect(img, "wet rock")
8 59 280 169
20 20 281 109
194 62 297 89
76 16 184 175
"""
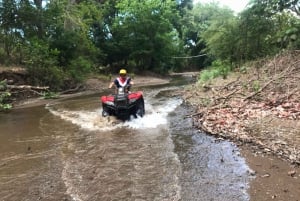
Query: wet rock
247 169 256 176
261 173 271 178
27 146 32 153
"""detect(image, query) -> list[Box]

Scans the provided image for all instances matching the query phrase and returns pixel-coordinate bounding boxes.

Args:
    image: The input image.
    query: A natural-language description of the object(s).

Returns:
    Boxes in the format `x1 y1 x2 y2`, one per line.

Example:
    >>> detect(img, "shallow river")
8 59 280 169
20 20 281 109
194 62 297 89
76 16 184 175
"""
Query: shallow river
0 76 252 201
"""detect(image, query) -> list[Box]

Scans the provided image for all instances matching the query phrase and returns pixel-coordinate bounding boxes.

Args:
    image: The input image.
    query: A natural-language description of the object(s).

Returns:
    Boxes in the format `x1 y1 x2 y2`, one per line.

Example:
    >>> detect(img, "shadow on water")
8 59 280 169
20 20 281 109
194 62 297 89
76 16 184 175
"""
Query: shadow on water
0 75 253 201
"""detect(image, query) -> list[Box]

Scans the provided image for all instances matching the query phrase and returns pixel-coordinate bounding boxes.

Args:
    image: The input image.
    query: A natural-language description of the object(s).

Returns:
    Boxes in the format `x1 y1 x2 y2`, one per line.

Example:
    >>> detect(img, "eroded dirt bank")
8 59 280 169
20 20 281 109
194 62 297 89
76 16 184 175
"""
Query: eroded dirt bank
182 51 300 200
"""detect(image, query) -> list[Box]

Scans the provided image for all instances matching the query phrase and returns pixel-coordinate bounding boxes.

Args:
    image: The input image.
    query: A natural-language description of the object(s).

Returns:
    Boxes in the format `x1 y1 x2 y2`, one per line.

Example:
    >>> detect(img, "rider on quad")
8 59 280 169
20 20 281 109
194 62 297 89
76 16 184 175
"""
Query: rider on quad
109 69 134 92
102 69 144 120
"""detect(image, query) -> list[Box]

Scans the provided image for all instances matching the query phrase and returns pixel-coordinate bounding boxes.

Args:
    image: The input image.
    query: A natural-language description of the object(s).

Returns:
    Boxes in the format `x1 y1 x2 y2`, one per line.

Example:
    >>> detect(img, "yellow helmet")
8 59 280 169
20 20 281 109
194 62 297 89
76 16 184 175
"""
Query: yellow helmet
119 69 127 74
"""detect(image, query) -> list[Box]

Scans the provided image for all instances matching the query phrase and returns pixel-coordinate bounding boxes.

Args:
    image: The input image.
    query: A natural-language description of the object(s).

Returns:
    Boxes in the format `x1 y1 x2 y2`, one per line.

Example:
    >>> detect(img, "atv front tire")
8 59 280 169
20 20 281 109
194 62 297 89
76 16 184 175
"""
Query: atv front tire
136 99 145 117
102 110 110 117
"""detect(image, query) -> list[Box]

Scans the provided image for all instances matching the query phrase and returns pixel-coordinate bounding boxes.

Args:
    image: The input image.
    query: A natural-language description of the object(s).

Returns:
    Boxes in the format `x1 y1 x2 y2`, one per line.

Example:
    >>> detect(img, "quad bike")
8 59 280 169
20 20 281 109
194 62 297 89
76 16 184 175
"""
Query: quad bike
100 85 145 121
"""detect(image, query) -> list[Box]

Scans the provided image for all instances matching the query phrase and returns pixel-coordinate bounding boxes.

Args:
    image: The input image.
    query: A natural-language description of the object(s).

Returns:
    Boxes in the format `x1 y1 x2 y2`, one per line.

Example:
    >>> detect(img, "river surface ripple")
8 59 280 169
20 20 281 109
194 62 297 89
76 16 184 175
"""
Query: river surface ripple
0 82 252 201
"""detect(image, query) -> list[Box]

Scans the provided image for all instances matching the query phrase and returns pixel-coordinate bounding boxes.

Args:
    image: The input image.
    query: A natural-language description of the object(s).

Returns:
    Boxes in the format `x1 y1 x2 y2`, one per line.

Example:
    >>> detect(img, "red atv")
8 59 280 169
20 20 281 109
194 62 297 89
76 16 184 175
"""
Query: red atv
101 85 145 121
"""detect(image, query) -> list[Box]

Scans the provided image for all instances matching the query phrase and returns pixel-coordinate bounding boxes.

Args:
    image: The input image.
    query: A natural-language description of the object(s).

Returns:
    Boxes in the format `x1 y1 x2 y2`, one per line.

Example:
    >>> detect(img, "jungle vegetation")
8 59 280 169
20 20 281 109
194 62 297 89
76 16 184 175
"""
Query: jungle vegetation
0 0 299 90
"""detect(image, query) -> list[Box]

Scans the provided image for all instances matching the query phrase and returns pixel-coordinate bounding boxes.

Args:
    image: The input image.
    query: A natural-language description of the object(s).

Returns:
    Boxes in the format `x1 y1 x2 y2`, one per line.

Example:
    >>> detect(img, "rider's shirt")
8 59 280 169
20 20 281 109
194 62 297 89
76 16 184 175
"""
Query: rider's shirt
114 77 131 88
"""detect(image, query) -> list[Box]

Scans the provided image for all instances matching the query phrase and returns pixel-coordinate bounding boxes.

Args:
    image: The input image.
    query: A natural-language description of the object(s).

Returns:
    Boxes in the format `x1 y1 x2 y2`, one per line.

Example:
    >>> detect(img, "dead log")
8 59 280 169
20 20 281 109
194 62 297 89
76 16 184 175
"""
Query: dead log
5 84 49 98
7 85 49 90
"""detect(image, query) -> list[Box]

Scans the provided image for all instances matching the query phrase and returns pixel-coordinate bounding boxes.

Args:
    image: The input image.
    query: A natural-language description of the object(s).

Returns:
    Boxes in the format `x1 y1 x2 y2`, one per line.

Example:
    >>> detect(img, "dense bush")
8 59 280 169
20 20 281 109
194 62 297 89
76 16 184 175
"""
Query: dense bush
0 80 12 111
198 60 231 83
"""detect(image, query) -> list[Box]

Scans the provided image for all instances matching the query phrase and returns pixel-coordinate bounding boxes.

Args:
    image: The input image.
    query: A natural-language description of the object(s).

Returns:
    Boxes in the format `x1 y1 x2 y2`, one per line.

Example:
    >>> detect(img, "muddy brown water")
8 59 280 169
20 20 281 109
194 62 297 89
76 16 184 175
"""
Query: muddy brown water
0 77 253 201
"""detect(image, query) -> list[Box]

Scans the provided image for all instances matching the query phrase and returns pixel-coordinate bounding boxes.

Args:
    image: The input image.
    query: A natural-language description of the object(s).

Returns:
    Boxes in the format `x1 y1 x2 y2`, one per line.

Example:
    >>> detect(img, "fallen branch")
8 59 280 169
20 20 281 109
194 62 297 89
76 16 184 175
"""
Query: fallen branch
7 85 49 90
220 88 241 104
59 84 85 94
281 88 300 101
243 78 274 101
10 89 45 96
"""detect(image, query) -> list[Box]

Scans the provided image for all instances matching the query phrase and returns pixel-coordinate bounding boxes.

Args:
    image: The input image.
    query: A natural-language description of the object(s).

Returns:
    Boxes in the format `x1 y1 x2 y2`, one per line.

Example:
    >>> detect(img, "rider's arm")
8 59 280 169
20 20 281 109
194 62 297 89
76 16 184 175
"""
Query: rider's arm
109 79 117 88
129 77 134 85
109 81 114 88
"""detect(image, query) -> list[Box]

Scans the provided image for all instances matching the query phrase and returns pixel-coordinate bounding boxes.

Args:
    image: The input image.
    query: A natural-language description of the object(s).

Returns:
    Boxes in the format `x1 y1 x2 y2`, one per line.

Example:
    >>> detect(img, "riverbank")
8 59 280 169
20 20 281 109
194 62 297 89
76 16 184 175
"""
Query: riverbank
182 51 300 200
11 75 170 109
2 66 299 200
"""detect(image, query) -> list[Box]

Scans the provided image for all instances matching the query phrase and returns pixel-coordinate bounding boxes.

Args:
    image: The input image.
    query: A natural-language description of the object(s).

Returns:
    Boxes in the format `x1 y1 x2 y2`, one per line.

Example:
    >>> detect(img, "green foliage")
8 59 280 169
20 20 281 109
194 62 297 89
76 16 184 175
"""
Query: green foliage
199 69 217 82
0 48 6 64
252 80 261 92
198 60 231 83
239 65 248 74
68 57 92 82
180 2 225 68
110 0 182 73
41 91 59 99
0 80 12 111
0 102 12 111
201 9 239 62
0 0 299 90
237 0 300 61
197 0 300 65
274 13 300 49
248 0 300 17
212 60 231 79
24 39 64 90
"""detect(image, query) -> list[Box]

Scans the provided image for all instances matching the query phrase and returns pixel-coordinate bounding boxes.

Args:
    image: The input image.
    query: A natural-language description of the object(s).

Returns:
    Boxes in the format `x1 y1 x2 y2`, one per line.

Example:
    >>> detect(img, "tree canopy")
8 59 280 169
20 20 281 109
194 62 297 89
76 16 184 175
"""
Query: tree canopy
0 0 299 89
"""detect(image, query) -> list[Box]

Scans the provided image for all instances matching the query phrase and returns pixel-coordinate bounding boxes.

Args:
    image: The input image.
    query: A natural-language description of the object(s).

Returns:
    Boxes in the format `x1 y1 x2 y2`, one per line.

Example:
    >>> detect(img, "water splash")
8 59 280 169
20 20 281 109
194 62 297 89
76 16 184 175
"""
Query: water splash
46 105 118 131
124 98 182 129
45 97 182 131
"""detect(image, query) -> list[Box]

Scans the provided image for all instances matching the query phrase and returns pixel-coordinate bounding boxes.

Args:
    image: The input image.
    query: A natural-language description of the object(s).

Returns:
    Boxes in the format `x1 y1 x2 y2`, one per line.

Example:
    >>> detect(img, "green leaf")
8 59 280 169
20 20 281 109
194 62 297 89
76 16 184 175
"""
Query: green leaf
290 34 297 40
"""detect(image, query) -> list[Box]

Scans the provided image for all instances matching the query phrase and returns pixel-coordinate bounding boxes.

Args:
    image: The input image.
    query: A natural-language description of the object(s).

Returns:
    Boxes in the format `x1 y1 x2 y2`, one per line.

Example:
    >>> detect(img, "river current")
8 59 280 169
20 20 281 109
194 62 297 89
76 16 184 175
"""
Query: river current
0 77 252 201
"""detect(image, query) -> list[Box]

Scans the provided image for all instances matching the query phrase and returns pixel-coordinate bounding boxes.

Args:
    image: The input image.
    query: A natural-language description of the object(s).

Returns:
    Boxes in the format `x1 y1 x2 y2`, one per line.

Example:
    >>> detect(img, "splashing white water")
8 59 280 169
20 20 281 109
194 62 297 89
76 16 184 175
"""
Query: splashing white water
46 105 118 131
124 98 182 129
46 96 182 131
